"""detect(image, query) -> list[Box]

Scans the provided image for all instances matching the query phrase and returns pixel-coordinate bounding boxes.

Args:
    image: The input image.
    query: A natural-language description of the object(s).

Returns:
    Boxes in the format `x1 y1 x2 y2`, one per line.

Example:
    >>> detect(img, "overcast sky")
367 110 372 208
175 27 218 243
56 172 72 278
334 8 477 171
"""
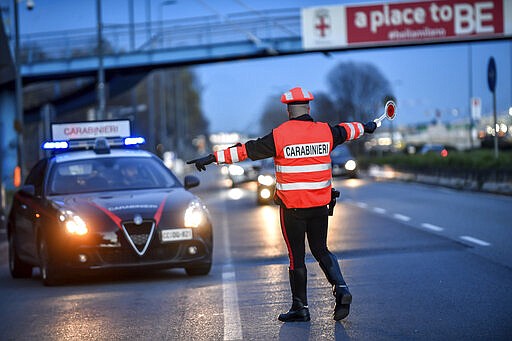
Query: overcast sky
11 0 512 134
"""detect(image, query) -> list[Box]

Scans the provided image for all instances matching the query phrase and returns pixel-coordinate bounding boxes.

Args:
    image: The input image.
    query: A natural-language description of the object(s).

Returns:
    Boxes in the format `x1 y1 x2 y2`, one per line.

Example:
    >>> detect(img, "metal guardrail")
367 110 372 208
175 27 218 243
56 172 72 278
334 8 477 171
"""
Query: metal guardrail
368 165 512 195
19 8 301 64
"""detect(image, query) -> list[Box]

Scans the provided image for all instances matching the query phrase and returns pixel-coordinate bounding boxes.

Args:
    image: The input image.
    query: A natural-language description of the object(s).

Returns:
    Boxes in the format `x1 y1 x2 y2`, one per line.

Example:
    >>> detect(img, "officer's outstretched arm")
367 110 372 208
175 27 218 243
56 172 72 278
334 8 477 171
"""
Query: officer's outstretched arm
338 121 378 142
187 143 248 172
187 154 216 172
213 143 248 165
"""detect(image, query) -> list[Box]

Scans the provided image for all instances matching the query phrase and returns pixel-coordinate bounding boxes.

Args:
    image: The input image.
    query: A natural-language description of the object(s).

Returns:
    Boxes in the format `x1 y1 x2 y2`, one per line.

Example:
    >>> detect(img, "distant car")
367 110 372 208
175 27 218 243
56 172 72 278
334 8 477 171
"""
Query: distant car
420 144 449 157
8 120 213 286
255 159 275 205
331 145 358 178
225 159 259 187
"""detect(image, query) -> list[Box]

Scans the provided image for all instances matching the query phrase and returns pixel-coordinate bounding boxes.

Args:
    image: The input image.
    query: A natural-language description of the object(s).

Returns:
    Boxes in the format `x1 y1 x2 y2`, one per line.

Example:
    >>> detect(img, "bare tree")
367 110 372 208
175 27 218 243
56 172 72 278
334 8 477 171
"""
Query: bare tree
179 69 209 143
327 61 392 123
311 91 337 124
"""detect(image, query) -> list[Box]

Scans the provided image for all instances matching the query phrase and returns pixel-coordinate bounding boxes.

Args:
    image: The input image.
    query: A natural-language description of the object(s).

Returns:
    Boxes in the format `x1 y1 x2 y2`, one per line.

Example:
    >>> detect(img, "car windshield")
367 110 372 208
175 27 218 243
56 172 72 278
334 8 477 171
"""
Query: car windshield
331 145 352 158
48 156 180 195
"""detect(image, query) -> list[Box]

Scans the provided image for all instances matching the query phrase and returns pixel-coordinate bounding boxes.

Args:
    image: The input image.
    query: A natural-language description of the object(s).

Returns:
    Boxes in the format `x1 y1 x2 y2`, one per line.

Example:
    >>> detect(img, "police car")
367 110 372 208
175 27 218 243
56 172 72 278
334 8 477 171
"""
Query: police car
8 120 213 286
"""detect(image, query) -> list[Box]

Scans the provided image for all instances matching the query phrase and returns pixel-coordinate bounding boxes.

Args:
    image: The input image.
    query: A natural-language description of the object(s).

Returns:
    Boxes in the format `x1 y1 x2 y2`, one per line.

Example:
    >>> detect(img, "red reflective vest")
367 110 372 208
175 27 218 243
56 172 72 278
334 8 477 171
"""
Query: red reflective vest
273 120 333 208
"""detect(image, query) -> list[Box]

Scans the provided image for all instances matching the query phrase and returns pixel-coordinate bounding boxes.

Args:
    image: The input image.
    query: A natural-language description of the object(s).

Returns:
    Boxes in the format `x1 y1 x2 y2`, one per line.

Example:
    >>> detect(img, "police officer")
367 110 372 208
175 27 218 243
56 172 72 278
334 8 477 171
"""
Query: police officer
187 87 377 322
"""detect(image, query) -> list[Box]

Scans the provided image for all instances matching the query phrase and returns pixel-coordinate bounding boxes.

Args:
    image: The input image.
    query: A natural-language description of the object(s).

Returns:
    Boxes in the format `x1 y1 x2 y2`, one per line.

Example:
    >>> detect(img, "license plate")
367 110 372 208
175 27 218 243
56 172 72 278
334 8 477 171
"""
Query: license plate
161 228 193 242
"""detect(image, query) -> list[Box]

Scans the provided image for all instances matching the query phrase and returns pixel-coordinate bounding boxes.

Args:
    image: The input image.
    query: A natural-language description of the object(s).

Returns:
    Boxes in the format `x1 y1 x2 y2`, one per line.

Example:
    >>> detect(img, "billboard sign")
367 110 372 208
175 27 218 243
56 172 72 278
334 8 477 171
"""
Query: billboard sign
302 0 512 50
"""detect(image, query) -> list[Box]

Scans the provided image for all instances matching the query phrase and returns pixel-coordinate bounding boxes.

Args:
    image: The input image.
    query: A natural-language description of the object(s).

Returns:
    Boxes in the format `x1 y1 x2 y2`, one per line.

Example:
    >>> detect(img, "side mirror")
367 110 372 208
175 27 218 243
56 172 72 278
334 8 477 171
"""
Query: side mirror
19 184 35 196
184 175 200 190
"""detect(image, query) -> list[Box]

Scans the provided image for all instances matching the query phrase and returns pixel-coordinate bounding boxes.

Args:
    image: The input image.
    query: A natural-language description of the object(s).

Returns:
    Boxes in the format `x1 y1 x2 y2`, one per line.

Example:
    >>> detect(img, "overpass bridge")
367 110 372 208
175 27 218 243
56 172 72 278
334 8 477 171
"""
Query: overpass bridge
19 3 512 83
20 8 303 83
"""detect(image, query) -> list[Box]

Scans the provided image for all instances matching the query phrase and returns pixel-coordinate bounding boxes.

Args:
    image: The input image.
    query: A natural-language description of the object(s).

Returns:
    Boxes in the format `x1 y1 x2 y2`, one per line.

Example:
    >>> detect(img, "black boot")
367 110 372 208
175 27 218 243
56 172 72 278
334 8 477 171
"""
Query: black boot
332 284 352 321
318 253 352 321
278 268 310 322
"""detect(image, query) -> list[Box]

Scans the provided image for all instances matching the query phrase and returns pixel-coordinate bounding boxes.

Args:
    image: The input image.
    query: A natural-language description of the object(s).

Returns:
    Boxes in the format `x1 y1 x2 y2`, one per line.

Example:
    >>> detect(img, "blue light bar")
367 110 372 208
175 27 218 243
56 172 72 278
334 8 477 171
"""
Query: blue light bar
42 141 69 150
124 137 146 146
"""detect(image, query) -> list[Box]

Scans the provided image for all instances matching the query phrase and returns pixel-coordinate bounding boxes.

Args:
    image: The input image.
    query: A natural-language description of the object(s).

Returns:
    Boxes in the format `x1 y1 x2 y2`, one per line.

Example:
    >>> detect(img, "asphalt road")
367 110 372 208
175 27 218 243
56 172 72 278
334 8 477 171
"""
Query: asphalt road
0 171 511 340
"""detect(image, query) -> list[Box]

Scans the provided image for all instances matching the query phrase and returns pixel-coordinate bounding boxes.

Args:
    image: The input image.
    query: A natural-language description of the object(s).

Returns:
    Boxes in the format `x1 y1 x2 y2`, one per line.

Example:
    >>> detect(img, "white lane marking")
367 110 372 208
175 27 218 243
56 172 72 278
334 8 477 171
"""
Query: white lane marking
437 188 455 194
355 202 368 209
343 200 494 248
460 235 491 246
220 201 242 341
393 213 411 222
421 223 444 232
222 266 242 340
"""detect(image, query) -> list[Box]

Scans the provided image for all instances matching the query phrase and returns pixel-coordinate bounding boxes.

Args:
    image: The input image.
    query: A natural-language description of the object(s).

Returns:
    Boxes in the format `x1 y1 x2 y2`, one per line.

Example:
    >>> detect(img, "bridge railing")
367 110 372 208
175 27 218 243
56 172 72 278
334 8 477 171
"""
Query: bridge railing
20 8 301 64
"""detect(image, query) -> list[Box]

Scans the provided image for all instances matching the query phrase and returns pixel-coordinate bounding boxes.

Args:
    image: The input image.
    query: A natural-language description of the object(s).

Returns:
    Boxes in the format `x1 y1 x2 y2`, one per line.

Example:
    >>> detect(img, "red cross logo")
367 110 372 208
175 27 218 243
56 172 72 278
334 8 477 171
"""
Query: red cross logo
315 10 331 38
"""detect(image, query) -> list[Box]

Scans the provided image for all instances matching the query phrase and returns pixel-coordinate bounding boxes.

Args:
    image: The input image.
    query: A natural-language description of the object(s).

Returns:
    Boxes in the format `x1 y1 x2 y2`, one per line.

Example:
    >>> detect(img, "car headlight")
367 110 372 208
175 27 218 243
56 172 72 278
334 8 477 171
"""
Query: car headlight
259 188 272 199
184 201 207 228
59 210 88 236
258 174 275 186
344 159 357 171
228 164 244 176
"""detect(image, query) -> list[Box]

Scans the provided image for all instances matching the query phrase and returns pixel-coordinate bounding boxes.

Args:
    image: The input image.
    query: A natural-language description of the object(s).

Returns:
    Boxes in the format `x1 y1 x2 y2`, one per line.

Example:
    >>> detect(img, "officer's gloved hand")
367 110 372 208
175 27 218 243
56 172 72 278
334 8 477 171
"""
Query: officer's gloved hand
187 154 216 172
364 121 377 133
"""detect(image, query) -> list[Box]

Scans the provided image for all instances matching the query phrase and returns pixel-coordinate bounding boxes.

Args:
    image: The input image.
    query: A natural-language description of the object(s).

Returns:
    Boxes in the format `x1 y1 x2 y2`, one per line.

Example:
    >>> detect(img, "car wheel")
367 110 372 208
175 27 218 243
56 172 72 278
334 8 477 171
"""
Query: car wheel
185 262 211 276
8 231 33 278
39 236 63 286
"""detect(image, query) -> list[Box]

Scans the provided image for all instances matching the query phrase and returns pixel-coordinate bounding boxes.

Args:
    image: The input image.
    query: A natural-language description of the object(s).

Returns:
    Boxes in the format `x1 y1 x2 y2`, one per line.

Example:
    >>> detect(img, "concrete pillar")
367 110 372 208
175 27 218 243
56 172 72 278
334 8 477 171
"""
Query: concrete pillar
0 88 18 192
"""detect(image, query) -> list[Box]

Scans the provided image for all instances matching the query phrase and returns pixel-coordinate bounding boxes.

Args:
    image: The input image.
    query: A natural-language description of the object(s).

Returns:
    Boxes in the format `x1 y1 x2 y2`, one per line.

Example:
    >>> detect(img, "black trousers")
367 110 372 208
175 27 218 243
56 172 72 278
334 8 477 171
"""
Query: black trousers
279 205 334 270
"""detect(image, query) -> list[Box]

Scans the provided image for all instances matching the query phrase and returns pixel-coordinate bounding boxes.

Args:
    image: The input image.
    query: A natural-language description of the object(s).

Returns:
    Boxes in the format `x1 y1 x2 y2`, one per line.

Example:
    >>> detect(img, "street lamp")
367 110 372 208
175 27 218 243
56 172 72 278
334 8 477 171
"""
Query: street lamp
158 1 176 152
96 0 106 120
13 0 34 184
